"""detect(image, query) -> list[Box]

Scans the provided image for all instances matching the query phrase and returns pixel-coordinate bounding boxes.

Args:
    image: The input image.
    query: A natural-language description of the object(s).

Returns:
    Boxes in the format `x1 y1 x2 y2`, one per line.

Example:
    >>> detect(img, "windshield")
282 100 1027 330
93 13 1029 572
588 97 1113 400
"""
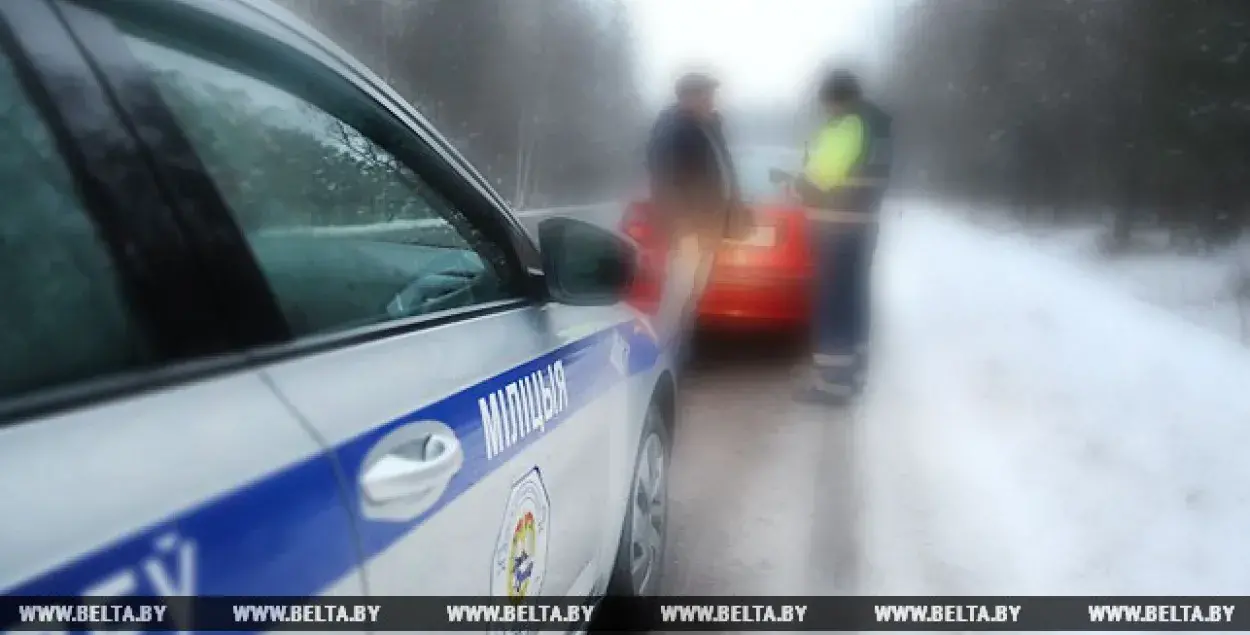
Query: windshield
733 146 804 202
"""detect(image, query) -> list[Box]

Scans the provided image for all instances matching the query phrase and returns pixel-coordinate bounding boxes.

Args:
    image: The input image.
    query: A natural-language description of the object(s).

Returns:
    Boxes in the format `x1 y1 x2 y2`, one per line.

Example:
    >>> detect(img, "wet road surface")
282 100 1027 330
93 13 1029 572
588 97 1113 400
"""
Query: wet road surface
662 332 860 597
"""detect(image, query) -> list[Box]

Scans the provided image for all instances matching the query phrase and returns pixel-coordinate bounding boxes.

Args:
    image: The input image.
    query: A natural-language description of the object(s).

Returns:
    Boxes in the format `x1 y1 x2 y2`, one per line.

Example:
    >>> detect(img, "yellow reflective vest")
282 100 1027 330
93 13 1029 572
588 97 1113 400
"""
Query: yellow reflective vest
797 102 893 220
804 113 866 193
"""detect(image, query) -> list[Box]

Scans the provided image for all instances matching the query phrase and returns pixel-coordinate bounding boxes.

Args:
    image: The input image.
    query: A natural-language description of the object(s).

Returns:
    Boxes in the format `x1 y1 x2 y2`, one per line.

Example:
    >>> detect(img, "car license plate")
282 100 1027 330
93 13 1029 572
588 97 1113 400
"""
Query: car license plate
726 226 775 247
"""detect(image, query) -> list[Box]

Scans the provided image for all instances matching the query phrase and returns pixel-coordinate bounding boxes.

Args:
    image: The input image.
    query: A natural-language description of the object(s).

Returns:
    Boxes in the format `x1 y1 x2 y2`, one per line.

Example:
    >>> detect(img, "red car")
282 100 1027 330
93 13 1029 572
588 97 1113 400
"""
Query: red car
622 147 813 332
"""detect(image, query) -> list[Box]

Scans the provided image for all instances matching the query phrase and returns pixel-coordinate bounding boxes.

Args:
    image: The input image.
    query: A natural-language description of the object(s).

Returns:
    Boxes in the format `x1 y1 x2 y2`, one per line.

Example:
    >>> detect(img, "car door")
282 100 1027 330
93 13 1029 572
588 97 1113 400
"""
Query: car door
68 0 620 602
0 0 365 613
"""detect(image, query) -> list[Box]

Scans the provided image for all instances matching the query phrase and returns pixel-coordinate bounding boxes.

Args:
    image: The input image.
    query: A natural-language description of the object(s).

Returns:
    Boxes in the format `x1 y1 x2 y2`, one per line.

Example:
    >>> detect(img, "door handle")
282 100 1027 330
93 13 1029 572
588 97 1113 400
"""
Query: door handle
359 420 463 520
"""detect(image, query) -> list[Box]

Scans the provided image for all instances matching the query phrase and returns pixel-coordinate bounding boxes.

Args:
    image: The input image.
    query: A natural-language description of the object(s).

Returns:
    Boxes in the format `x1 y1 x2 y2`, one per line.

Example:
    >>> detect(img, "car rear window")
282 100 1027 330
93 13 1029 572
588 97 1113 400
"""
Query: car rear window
735 148 804 202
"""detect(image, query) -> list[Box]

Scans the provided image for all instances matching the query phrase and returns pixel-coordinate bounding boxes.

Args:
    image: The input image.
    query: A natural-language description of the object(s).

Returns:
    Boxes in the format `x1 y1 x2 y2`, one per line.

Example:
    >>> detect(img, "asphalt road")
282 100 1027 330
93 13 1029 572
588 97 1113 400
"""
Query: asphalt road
662 333 858 598
518 206 859 599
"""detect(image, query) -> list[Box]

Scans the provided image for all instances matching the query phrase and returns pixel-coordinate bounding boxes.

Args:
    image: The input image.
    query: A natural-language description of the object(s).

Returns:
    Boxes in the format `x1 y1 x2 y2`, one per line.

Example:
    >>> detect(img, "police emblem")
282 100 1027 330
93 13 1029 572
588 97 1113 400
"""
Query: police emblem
491 468 550 602
507 511 537 598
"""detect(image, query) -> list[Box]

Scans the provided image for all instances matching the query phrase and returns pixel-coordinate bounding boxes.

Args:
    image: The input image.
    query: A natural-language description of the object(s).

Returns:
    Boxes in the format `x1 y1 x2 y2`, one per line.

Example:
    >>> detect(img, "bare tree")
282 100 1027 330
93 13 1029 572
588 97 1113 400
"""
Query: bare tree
888 0 1250 248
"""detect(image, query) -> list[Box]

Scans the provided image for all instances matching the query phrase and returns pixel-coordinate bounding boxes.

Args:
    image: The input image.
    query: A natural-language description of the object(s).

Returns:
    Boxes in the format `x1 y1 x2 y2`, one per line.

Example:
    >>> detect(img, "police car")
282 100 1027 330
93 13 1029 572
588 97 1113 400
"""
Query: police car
0 0 676 622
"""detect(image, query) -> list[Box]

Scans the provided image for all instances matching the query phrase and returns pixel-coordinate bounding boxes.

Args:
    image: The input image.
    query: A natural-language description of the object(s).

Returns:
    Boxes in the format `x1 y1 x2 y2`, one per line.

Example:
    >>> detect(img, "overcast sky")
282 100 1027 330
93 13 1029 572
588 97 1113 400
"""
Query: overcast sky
627 0 899 111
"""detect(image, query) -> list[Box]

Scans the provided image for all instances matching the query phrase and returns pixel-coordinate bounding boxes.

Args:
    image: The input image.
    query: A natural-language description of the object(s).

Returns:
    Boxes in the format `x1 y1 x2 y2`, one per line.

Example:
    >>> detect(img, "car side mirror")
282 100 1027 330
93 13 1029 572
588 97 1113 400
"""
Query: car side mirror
537 217 637 306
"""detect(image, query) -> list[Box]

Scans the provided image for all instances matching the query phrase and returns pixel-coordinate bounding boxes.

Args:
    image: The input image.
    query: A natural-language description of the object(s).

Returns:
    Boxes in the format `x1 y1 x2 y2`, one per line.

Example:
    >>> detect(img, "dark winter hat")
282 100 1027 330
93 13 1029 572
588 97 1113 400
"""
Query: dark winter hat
675 71 720 98
819 68 862 104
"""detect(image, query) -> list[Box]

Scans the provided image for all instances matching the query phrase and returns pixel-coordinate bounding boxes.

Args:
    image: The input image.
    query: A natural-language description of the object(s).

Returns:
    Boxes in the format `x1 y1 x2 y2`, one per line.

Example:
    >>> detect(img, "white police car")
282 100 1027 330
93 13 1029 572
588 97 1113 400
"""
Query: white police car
0 0 675 623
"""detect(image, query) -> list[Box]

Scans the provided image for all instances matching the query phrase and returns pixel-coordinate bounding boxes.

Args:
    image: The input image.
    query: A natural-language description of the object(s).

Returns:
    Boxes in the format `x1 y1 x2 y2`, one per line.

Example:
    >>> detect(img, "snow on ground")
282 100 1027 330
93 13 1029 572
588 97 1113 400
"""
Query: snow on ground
931 201 1250 344
858 203 1250 595
1053 240 1249 344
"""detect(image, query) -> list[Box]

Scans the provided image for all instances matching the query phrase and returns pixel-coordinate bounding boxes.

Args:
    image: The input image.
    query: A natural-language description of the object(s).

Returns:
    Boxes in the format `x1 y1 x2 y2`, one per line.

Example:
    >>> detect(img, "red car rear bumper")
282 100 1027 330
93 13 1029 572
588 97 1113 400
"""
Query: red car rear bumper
697 270 811 330
622 200 815 332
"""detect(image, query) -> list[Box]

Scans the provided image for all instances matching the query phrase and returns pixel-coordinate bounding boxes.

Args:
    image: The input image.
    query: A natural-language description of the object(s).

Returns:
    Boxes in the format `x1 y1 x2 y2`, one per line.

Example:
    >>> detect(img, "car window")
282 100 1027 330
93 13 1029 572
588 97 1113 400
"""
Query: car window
736 148 804 202
118 31 522 338
0 52 156 401
738 157 775 202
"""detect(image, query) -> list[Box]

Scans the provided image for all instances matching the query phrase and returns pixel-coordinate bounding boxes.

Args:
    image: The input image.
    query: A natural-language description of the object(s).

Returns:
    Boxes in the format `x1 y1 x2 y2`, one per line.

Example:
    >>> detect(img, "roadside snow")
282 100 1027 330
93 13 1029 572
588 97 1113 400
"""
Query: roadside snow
859 205 1250 595
1082 252 1248 343
930 202 1250 344
1029 227 1249 344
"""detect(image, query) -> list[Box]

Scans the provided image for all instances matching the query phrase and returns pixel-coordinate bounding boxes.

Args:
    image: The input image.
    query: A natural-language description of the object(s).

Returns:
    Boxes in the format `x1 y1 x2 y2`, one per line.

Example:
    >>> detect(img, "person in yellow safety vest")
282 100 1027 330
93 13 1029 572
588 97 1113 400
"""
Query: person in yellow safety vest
792 68 893 406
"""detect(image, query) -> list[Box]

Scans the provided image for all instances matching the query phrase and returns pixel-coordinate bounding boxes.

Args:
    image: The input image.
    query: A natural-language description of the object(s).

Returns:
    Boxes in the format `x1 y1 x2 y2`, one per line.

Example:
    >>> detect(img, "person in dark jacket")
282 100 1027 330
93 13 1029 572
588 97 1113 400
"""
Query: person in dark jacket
645 72 749 345
646 72 747 247
791 69 893 406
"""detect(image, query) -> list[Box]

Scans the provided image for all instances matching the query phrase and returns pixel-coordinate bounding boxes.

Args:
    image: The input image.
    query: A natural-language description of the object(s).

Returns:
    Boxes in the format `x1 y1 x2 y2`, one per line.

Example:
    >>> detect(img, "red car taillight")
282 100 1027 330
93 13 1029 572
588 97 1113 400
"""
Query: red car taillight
626 251 665 316
621 201 666 315
620 201 657 244
777 209 806 247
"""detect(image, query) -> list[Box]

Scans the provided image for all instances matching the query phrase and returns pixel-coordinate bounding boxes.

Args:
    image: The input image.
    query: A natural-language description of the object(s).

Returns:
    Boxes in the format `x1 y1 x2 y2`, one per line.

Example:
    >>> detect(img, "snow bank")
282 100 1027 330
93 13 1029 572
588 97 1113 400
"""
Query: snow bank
1075 250 1248 343
1026 225 1250 345
913 199 1250 344
859 205 1250 595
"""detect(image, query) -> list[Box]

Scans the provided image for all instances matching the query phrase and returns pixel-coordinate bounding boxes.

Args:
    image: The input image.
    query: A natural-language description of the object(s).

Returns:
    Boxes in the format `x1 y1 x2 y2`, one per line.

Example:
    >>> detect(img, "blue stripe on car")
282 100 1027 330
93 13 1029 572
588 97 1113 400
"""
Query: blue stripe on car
5 320 661 601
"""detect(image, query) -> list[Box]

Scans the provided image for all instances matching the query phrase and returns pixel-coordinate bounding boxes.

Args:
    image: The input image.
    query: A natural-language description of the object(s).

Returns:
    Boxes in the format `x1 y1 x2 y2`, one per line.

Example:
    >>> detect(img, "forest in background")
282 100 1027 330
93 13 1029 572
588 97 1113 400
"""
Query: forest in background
887 0 1250 251
276 0 646 210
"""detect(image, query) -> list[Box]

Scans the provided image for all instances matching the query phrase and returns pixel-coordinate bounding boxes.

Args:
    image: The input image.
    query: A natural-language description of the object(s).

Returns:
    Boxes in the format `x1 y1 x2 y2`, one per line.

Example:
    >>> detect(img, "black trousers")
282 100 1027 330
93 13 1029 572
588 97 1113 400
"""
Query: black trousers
809 222 879 392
